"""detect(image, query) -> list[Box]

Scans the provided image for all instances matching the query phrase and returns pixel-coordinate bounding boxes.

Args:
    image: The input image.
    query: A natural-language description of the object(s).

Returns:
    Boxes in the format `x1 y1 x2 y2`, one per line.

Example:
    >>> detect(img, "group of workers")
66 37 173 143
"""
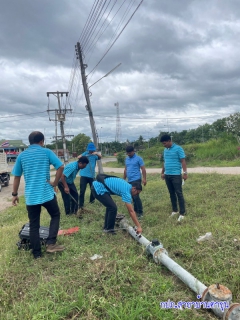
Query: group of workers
11 131 187 259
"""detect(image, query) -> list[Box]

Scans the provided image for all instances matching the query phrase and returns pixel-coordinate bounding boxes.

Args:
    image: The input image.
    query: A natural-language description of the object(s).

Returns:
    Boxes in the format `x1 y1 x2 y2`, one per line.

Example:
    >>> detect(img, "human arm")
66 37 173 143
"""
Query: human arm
48 165 64 187
123 166 127 180
181 158 188 180
140 165 147 186
125 203 142 234
12 176 21 206
92 151 102 159
161 164 165 180
60 174 70 194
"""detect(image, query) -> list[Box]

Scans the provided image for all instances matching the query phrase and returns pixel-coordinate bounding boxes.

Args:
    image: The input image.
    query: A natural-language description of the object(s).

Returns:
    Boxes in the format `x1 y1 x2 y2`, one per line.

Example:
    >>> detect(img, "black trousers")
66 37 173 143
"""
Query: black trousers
91 187 117 231
79 176 95 208
165 175 185 215
58 182 78 215
26 196 60 258
129 179 143 216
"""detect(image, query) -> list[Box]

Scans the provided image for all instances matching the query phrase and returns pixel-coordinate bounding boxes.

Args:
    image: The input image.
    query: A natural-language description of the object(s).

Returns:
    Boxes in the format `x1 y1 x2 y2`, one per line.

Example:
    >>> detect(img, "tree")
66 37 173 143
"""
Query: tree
71 133 91 155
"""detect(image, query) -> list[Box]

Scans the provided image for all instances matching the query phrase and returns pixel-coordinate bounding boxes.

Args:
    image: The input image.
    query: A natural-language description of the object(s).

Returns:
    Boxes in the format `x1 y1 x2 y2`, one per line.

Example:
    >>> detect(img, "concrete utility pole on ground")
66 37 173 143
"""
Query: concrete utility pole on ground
47 91 73 164
75 42 103 173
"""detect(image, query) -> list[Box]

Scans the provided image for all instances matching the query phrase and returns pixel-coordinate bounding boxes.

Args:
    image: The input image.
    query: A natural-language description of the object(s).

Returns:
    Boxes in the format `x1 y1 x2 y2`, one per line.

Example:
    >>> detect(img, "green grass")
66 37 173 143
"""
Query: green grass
1 174 240 319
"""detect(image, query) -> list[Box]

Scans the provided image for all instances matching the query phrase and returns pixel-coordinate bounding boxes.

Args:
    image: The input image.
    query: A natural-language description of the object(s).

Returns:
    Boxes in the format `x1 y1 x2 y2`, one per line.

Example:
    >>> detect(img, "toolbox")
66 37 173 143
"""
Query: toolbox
17 223 49 250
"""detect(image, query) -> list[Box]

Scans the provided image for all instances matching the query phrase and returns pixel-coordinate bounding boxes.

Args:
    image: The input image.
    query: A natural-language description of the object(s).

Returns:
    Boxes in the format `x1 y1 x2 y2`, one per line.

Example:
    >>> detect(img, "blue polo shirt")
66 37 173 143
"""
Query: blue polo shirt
163 143 185 175
79 152 99 178
125 153 144 182
63 161 79 184
12 145 63 205
93 177 132 203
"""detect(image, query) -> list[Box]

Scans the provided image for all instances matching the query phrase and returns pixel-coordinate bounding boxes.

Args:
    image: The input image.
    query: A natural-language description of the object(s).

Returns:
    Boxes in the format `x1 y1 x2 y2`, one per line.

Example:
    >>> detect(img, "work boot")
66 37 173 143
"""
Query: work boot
46 244 65 253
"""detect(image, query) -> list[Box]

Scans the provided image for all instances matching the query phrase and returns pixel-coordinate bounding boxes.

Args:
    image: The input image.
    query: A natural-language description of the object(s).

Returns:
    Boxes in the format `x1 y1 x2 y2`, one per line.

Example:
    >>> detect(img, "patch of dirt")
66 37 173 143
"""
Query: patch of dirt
0 177 25 212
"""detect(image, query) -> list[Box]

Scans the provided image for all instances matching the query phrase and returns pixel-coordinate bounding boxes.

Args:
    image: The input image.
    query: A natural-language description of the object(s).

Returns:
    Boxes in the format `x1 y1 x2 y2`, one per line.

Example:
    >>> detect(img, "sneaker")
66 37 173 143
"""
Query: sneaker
46 244 65 253
177 215 185 222
171 211 178 217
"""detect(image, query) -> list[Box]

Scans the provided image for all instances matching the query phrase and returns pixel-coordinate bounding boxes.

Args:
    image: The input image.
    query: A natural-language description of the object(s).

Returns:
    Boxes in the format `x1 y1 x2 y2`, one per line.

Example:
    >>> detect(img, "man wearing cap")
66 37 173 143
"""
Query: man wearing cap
78 142 102 210
58 156 89 215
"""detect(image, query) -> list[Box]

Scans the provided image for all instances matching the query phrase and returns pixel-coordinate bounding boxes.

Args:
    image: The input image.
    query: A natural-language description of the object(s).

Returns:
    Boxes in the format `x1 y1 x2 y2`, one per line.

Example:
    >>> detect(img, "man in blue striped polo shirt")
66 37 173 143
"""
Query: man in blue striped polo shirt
78 142 102 209
92 177 142 235
12 131 65 259
58 156 89 215
124 145 147 219
160 134 188 222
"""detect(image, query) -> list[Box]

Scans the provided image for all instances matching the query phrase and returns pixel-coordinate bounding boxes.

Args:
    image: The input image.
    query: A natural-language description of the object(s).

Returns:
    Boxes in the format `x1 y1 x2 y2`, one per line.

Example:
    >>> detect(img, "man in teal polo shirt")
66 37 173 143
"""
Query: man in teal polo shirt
124 145 147 219
160 134 188 222
78 142 101 210
92 177 142 235
12 131 65 259
58 156 89 215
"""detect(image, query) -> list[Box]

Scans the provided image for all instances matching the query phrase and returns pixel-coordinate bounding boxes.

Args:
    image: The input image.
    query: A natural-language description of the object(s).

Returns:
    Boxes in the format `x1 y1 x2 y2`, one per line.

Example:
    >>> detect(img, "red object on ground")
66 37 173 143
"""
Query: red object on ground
58 226 79 236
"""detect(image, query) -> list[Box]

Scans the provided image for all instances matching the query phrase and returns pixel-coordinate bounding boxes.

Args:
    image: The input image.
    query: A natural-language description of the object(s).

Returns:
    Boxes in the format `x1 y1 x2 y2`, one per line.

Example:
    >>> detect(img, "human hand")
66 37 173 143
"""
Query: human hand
183 173 188 181
12 196 19 206
142 179 147 186
64 187 70 194
136 226 142 234
161 173 165 180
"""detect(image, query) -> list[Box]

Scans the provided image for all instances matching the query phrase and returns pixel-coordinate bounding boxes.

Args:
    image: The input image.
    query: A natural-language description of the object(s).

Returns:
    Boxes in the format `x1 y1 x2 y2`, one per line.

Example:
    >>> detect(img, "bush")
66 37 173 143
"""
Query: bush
117 152 126 165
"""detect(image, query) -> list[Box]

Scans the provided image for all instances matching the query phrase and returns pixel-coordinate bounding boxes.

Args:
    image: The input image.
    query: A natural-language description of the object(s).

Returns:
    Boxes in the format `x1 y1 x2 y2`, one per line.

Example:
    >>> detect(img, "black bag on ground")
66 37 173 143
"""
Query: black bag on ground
17 223 49 250
95 173 121 193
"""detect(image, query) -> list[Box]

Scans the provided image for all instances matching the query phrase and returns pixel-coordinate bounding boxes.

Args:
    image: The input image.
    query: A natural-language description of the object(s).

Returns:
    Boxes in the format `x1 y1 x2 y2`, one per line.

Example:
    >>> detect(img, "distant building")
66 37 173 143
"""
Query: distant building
0 139 28 162
52 149 70 159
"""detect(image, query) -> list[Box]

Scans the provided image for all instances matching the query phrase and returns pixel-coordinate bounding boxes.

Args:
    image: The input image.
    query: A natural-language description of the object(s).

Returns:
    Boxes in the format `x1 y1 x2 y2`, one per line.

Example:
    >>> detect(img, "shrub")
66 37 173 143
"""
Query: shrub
117 152 125 165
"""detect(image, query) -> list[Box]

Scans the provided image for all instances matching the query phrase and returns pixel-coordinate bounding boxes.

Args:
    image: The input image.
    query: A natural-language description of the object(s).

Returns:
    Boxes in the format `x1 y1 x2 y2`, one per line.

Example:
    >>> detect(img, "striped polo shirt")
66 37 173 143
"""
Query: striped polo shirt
93 177 132 203
125 153 144 182
163 143 185 175
79 152 99 178
62 161 79 184
12 145 63 205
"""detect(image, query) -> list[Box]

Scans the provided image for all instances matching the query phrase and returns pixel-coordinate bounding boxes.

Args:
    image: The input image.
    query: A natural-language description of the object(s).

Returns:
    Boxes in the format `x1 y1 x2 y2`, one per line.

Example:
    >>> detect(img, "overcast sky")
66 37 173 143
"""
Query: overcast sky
1 0 240 146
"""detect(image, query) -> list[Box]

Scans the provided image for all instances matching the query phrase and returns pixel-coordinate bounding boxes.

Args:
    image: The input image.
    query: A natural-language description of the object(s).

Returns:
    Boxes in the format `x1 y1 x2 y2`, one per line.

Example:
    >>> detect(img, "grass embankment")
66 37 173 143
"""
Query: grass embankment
1 174 240 319
104 136 240 168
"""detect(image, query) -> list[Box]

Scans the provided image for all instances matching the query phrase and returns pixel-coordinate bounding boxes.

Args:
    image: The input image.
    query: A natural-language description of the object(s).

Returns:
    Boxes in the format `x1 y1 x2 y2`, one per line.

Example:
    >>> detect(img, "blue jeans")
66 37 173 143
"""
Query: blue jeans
165 175 185 215
26 196 60 258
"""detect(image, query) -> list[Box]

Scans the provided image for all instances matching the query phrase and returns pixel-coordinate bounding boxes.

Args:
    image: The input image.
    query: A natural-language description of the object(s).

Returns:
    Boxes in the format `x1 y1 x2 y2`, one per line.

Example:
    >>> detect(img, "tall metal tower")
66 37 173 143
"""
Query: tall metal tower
114 102 121 142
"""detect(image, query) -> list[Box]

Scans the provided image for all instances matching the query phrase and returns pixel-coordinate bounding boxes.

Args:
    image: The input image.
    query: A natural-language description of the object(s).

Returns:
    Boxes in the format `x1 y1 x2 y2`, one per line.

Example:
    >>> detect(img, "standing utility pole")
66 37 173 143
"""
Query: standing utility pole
47 91 73 164
75 42 103 173
115 102 121 142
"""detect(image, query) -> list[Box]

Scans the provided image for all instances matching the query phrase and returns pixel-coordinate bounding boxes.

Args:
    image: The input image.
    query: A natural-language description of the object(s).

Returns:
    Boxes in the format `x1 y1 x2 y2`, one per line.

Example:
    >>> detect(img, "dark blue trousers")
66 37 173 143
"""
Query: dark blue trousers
91 187 117 231
26 196 60 258
165 175 185 215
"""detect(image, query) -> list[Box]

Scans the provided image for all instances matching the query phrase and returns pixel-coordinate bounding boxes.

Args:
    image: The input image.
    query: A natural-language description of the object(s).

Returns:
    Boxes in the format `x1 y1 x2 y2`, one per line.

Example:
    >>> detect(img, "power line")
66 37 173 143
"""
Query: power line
84 0 118 56
79 0 99 44
87 0 143 76
81 0 104 50
82 0 110 52
0 111 47 119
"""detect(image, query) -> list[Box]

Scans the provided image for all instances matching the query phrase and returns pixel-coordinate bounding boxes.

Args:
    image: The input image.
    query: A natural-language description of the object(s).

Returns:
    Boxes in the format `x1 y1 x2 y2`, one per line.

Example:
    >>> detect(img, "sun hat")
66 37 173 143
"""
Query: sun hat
87 142 96 151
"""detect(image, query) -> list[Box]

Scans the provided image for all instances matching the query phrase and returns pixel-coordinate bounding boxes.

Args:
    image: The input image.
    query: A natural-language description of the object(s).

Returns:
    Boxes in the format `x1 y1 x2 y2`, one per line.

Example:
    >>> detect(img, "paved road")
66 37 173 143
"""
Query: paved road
1 165 240 213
